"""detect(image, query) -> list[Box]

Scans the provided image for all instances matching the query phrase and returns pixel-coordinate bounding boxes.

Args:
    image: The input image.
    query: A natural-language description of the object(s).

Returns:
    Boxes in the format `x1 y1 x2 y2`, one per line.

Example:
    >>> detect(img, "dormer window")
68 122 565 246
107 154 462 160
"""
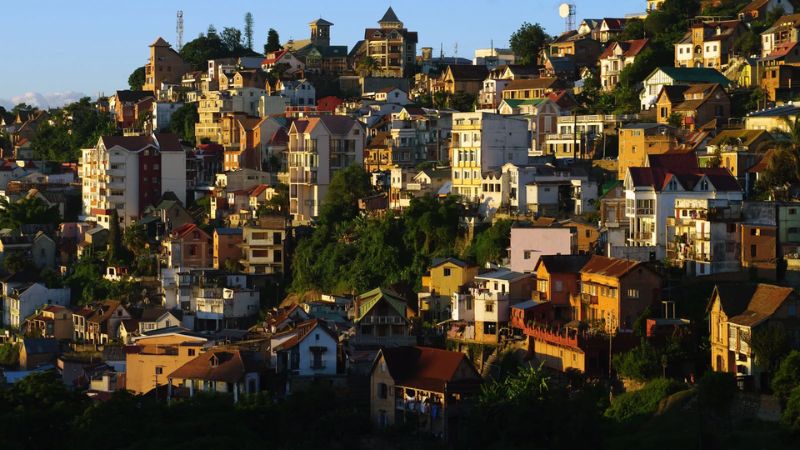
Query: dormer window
210 355 219 367
700 179 709 191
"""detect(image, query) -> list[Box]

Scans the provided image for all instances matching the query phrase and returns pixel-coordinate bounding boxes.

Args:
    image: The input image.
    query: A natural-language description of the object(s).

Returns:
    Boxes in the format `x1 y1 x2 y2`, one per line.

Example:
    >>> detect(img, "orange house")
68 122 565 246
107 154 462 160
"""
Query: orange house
163 223 212 269
571 255 662 331
533 255 591 322
213 227 243 269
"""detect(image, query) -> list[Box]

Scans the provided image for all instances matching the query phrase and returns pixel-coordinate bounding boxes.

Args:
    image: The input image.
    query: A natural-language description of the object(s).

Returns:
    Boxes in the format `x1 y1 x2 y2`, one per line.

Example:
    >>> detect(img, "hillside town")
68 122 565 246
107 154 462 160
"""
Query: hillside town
2 1 800 448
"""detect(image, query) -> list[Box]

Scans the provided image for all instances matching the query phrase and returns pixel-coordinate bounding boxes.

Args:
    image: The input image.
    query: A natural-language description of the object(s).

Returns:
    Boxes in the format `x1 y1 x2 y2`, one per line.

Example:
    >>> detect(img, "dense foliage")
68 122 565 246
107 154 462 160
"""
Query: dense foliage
509 22 550 66
169 103 199 142
291 166 462 294
463 220 512 266
31 97 115 162
180 25 261 71
0 196 61 231
264 28 281 54
127 66 145 91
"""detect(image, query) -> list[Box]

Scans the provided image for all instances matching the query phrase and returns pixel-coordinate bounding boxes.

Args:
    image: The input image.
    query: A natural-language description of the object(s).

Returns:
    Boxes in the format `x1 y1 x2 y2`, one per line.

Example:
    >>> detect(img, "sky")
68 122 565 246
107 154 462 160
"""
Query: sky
0 0 645 108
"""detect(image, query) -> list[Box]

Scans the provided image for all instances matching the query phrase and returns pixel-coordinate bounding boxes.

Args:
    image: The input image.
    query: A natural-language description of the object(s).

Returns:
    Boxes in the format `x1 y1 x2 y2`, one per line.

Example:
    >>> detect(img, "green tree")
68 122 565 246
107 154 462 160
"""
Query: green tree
2 251 34 275
128 66 146 91
465 220 513 266
772 350 800 406
755 148 799 201
355 56 379 77
264 28 282 53
168 103 198 142
221 27 243 53
668 112 683 128
450 91 476 112
613 340 661 381
751 322 791 379
318 165 372 225
509 22 550 65
123 223 149 258
0 196 61 230
783 386 800 431
605 378 684 423
734 31 761 57
244 12 254 50
107 209 124 264
617 18 645 41
0 342 19 366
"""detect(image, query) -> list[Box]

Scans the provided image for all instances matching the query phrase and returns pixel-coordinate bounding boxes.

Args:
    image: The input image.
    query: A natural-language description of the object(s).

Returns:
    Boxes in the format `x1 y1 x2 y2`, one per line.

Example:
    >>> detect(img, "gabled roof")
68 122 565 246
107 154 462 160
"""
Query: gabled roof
170 223 210 240
505 78 562 91
115 90 155 103
354 288 407 322
430 257 473 269
534 254 592 275
169 348 262 382
446 64 490 81
100 133 182 153
652 67 731 86
22 338 59 355
272 319 338 352
580 255 654 279
309 18 333 26
601 18 628 31
376 346 481 392
599 38 649 60
713 283 796 327
708 129 771 147
151 37 171 47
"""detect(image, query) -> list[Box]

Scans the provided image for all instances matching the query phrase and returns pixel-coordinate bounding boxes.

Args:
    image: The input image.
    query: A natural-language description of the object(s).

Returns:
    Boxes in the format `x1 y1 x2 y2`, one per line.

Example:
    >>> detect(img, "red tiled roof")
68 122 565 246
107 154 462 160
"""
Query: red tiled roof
581 255 653 278
379 346 481 393
261 50 289 65
169 348 261 383
599 38 649 60
171 223 209 240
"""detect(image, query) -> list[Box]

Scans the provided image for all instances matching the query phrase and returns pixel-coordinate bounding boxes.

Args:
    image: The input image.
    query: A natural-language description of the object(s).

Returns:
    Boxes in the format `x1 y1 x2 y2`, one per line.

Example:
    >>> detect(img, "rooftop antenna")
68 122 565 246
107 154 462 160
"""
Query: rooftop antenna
454 42 458 61
559 3 576 33
176 10 184 51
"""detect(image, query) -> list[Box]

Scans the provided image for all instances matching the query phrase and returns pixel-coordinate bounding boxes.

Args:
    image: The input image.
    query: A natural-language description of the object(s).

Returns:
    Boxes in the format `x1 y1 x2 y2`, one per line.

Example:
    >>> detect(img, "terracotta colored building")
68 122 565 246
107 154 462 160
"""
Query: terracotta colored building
213 227 243 269
163 223 212 269
142 37 193 95
533 254 591 321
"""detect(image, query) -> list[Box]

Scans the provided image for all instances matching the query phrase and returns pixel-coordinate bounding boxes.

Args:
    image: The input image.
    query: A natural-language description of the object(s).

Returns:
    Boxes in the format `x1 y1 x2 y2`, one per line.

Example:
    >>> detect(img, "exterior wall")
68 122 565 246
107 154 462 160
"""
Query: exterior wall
126 339 202 394
4 284 70 329
240 224 286 274
213 231 243 269
531 337 586 372
425 262 479 296
370 355 397 427
296 329 338 377
450 112 529 201
160 150 187 205
740 224 777 274
509 228 575 273
617 128 676 180
577 267 662 330
534 265 580 306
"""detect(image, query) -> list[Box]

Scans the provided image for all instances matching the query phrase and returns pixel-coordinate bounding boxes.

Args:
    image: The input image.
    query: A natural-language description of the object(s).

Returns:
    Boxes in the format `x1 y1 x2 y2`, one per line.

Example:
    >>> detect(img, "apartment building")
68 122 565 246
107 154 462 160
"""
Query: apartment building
287 115 365 223
667 198 742 276
674 19 744 69
624 154 743 259
80 134 186 227
240 215 287 275
363 7 418 78
450 112 529 202
599 39 649 91
545 114 637 160
617 123 678 180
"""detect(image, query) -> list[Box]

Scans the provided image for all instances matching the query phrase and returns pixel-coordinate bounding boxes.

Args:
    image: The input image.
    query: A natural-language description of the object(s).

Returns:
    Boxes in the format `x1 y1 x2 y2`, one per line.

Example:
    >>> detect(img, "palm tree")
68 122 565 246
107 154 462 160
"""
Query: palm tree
355 56 379 78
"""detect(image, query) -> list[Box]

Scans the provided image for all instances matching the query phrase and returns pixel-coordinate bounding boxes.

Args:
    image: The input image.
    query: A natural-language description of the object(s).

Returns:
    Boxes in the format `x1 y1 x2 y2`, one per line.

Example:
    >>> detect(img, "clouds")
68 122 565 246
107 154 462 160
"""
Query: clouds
0 91 88 110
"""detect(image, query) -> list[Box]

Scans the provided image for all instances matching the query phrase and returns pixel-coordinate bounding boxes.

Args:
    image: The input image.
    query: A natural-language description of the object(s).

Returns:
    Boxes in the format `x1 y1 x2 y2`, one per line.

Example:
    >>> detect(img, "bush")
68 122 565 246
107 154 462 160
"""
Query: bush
782 386 800 432
773 351 800 406
605 378 684 424
0 343 19 367
613 340 661 381
697 371 737 413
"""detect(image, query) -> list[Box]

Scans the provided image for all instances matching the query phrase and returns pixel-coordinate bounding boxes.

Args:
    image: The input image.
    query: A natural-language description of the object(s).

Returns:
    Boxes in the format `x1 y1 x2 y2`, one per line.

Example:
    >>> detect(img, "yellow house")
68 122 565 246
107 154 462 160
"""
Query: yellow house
617 123 678 180
125 331 207 394
708 283 800 389
571 255 663 331
419 258 479 322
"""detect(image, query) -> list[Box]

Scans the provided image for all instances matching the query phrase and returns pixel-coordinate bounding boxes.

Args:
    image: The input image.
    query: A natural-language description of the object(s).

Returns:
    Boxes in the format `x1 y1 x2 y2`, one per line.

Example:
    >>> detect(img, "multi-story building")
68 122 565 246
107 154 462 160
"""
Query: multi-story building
667 198 742 276
142 37 193 96
599 39 650 91
617 123 678 180
213 228 243 269
418 257 479 322
80 134 186 227
709 283 800 390
532 254 591 321
655 83 730 130
548 31 603 69
2 283 70 330
598 18 628 43
240 215 287 275
571 255 662 331
450 112 529 202
508 225 578 273
624 153 743 258
287 115 365 223
761 13 800 57
497 98 560 154
351 288 415 348
545 113 638 160
370 346 481 439
362 7 418 78
162 223 212 269
126 331 208 394
450 269 533 344
674 19 744 69
501 78 563 101
25 305 74 340
639 66 731 109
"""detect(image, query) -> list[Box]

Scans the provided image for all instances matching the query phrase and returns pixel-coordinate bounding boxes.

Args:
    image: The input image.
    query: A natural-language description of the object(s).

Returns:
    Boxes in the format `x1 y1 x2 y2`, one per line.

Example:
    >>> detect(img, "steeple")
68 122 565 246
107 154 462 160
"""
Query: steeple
378 6 403 29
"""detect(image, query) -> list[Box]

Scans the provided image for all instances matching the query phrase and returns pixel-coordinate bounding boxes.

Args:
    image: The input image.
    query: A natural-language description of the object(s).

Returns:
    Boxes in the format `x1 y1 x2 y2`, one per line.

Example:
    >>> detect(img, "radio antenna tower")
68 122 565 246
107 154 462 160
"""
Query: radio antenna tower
176 10 184 51
559 3 576 33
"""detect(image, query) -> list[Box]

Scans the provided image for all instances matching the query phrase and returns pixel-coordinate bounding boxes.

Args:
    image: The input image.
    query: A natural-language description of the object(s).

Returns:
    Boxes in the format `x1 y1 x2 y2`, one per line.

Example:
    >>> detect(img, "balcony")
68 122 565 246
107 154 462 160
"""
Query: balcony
358 315 406 325
580 293 598 305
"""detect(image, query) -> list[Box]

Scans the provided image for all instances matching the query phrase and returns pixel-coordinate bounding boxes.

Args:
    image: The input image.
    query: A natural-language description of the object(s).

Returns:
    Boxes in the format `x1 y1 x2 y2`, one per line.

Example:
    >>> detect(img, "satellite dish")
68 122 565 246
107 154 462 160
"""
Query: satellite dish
559 3 571 18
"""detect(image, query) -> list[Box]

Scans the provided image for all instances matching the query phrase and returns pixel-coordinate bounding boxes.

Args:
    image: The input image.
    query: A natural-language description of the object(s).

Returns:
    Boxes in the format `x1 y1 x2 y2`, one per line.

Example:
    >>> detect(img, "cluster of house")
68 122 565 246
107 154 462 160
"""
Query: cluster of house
4 1 800 440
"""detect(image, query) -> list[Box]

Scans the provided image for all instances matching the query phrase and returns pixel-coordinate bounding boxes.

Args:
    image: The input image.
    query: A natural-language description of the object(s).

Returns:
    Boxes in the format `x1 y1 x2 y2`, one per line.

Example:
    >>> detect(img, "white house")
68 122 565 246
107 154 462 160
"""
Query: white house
2 283 70 329
639 67 730 110
270 319 338 378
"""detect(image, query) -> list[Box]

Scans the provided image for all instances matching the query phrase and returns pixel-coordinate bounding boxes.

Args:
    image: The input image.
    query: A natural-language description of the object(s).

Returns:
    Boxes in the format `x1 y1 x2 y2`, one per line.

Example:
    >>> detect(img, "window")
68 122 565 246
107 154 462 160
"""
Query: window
188 349 196 357
627 289 639 299
274 250 282 262
750 244 757 258
484 322 497 335
378 382 388 399
524 250 532 260
443 268 451 276
485 303 494 312
155 367 163 375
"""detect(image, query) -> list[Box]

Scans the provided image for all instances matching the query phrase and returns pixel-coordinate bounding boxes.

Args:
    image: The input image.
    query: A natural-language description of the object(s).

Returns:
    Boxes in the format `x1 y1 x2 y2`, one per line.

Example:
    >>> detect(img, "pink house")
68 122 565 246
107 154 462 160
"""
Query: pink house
508 226 577 273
